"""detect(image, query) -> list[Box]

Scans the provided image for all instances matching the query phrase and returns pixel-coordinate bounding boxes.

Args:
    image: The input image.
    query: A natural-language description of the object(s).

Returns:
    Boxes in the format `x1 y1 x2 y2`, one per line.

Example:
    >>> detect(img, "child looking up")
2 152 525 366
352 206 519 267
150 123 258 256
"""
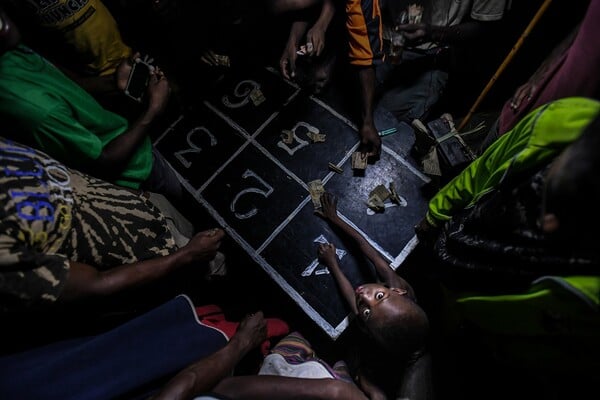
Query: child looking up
317 192 431 399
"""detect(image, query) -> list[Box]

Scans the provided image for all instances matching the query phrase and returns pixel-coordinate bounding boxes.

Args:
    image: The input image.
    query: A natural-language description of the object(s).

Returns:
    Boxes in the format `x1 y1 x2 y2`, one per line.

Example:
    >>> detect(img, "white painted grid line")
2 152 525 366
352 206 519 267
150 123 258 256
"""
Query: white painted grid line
203 101 252 138
382 145 430 183
390 235 420 270
310 96 358 130
154 114 184 145
248 140 309 190
265 66 301 90
197 139 253 194
337 212 395 263
257 196 312 254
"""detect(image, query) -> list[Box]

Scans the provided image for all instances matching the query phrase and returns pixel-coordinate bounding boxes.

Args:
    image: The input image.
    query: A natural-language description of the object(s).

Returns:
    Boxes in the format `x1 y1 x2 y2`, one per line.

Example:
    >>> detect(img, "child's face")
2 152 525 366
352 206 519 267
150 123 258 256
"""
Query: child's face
354 283 412 327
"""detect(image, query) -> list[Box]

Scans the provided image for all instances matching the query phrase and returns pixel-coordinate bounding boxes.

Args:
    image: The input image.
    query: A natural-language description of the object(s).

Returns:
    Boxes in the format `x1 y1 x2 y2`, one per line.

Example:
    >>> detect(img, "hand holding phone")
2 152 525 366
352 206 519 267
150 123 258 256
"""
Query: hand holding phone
146 67 171 116
124 57 154 103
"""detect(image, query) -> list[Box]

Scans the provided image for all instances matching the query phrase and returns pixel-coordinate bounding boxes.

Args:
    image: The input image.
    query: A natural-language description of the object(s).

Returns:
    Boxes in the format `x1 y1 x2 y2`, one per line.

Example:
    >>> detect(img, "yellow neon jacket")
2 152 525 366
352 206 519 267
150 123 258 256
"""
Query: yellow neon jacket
426 97 600 227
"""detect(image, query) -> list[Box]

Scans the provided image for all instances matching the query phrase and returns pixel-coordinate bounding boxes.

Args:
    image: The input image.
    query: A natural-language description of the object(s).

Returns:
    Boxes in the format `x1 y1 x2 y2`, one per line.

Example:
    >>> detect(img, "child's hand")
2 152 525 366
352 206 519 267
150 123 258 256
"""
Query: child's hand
319 192 339 221
318 243 338 266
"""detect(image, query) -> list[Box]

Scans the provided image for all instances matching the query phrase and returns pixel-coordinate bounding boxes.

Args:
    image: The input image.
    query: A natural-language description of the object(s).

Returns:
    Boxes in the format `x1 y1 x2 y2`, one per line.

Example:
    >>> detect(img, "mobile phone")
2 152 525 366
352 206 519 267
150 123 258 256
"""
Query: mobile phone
124 58 151 103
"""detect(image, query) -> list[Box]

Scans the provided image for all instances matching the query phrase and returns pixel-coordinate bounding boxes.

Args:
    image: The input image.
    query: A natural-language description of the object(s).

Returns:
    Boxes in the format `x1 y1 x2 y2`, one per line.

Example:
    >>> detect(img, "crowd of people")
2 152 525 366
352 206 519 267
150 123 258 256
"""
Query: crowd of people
0 0 598 399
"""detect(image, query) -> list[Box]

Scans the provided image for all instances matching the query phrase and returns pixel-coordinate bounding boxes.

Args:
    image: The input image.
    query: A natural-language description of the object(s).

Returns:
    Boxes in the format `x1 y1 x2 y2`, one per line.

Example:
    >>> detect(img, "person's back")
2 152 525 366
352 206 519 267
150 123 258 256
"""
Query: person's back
417 97 600 238
0 44 152 189
0 6 181 200
370 0 509 122
4 0 131 77
426 106 600 399
0 135 172 312
1 134 225 320
497 0 600 135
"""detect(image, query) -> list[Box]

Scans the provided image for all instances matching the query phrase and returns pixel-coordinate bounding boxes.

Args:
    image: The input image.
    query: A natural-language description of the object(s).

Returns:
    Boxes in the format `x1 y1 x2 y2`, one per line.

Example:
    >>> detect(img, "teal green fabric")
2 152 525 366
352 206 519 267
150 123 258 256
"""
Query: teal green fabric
0 46 152 189
449 276 600 372
426 97 600 226
433 98 600 372
455 276 599 335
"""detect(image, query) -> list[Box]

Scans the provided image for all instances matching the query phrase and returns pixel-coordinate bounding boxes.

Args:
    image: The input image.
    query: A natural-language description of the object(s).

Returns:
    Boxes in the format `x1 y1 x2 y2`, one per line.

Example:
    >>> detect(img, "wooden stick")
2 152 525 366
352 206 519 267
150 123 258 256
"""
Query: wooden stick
457 0 553 132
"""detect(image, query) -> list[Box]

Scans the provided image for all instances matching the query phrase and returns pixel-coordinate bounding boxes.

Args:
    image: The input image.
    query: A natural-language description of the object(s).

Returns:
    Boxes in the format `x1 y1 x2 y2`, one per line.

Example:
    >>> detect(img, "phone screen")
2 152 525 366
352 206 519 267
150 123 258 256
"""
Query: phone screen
125 61 150 102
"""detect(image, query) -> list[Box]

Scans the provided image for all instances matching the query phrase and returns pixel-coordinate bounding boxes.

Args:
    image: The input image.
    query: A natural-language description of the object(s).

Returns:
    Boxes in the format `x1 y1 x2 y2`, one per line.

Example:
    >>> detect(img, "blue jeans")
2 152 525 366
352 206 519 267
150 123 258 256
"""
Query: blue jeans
375 50 449 123
142 147 184 202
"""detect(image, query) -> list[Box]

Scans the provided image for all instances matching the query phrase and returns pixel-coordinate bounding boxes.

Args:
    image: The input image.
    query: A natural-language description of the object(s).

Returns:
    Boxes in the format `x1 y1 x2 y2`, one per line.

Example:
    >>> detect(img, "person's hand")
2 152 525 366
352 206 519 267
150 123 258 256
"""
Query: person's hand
355 371 387 400
509 82 536 110
150 0 170 13
200 49 219 67
317 243 338 267
359 123 381 159
414 217 440 249
280 42 298 80
233 311 267 350
178 228 225 263
319 192 339 221
305 23 326 56
396 23 431 44
115 52 140 92
146 66 170 115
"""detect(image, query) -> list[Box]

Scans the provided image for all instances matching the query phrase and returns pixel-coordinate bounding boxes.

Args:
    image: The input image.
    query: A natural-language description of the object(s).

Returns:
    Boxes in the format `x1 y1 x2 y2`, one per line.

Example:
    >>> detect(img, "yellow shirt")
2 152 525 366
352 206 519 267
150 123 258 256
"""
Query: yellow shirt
24 0 132 76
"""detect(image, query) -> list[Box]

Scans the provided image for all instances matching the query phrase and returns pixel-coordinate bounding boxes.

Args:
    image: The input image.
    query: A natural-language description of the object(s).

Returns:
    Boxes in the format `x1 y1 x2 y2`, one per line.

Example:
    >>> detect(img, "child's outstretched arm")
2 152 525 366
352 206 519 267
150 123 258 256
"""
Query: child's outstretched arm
318 243 358 314
319 192 408 289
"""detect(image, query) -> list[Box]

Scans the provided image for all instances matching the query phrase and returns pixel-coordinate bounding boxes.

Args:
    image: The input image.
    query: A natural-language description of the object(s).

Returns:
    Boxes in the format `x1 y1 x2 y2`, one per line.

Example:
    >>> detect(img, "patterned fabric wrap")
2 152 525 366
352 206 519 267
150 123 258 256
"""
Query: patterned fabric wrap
0 137 176 311
260 331 354 383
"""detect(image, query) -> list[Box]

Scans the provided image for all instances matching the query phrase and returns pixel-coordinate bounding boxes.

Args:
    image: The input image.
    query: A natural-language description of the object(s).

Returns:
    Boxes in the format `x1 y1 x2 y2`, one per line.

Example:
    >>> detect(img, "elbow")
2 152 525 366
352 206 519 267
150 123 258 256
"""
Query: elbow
329 380 368 400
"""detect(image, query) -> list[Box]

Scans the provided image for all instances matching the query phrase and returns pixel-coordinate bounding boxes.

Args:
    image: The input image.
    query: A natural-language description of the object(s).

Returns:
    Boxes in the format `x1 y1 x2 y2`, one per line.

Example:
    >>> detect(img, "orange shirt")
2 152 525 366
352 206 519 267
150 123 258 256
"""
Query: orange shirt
346 0 384 66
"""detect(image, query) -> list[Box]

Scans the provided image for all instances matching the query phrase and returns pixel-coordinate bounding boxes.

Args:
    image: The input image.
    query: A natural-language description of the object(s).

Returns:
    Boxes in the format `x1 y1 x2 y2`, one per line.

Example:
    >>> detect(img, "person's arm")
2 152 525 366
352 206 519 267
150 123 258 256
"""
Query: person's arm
508 25 578 110
305 0 335 56
398 19 491 46
396 352 435 400
347 0 384 158
150 312 268 400
96 67 170 175
269 0 323 14
319 193 405 288
357 66 381 158
280 20 310 79
317 242 358 314
355 370 387 400
59 68 120 95
213 376 369 400
60 229 224 301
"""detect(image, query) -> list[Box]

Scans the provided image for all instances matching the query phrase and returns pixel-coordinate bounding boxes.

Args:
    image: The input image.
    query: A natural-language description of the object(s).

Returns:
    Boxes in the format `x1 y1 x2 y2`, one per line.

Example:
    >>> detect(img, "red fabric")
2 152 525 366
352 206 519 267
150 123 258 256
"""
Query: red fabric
195 305 290 355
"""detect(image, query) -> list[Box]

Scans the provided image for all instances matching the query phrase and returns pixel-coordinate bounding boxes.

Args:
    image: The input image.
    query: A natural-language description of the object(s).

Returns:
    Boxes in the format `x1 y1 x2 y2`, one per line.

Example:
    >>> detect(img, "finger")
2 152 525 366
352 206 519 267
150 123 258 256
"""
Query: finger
205 228 220 237
205 50 218 65
316 42 324 57
202 228 225 240
369 144 382 158
306 42 314 55
200 54 217 66
280 60 290 80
